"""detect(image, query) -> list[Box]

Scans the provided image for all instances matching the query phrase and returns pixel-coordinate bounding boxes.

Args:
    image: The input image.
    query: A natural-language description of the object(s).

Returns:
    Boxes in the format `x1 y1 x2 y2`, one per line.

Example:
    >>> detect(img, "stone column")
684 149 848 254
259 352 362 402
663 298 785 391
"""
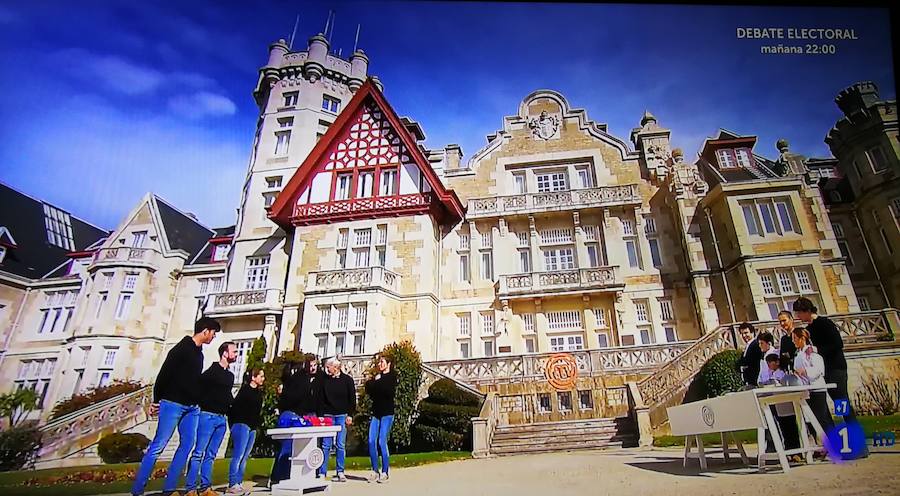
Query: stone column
264 314 279 360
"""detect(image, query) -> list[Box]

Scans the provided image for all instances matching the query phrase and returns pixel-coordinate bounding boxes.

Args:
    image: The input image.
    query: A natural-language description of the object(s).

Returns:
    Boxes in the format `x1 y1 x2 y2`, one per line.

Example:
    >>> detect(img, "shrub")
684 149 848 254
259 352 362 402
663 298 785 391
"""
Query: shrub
698 350 744 398
426 378 481 407
411 424 465 452
416 402 480 433
49 380 144 420
352 341 423 453
854 373 900 416
97 432 150 464
246 336 268 377
254 350 316 457
0 389 38 428
0 426 42 472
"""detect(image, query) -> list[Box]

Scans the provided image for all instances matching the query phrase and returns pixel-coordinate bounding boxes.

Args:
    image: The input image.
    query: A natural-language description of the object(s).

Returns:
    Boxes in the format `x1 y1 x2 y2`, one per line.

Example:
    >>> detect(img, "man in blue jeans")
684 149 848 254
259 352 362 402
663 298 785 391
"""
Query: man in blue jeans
185 341 237 496
317 357 357 482
131 317 220 496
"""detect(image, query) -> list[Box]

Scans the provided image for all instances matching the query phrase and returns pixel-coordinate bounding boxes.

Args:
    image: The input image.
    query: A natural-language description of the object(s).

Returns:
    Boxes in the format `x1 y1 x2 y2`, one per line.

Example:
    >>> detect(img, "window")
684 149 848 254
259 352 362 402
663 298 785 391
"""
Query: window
357 171 374 198
245 255 270 289
38 290 78 334
480 230 492 248
458 314 471 336
337 229 349 249
353 247 370 267
317 335 328 357
319 306 332 330
558 391 572 411
197 276 223 296
336 305 348 329
665 327 677 343
228 340 254 378
547 310 582 330
335 334 346 355
376 247 386 267
873 210 893 255
735 149 752 168
480 251 493 280
540 228 573 245
481 312 495 335
578 390 593 410
114 294 132 320
513 173 526 194
265 176 283 189
831 222 845 238
622 335 635 346
0 246 5 264
322 94 340 113
525 336 536 353
376 224 387 245
274 130 291 155
659 299 674 321
740 197 800 236
622 220 635 236
625 240 640 268
353 304 367 329
522 313 535 333
379 168 398 196
543 248 576 271
639 328 652 345
586 244 601 268
577 167 593 188
644 218 657 235
123 273 138 291
459 340 471 358
130 231 146 248
716 149 736 168
278 117 293 129
538 393 551 413
101 348 117 368
15 358 56 409
483 339 495 357
315 302 366 356
535 171 567 192
459 254 470 282
94 292 107 319
858 296 871 311
866 146 888 173
597 332 610 348
352 332 365 355
43 204 74 250
891 198 900 231
549 334 584 351
516 231 530 247
283 91 298 107
635 300 649 323
518 249 532 272
459 232 470 250
335 173 352 200
593 308 607 328
758 267 820 319
648 239 662 268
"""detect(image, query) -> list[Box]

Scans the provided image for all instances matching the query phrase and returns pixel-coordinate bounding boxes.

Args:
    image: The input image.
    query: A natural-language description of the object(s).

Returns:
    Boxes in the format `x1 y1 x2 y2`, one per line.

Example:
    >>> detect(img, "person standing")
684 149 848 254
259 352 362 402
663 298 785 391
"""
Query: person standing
270 357 321 485
365 355 397 483
185 342 238 496
131 317 219 496
317 357 357 482
737 322 762 386
756 332 802 460
226 368 265 495
776 311 798 371
791 327 834 452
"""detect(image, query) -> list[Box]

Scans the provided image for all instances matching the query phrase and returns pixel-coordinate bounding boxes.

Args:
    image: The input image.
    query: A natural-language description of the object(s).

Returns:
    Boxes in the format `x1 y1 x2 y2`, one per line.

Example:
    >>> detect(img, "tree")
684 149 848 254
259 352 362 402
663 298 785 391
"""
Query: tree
246 336 268 377
0 389 39 428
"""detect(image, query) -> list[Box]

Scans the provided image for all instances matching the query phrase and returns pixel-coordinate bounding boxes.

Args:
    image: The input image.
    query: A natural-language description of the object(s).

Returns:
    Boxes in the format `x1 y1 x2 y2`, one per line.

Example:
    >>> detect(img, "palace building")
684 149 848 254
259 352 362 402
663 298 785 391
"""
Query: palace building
0 33 896 436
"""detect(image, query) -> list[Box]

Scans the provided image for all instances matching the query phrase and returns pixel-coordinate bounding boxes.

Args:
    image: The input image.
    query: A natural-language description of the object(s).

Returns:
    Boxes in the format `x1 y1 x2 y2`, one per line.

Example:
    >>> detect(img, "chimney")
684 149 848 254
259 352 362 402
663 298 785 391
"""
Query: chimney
444 144 463 171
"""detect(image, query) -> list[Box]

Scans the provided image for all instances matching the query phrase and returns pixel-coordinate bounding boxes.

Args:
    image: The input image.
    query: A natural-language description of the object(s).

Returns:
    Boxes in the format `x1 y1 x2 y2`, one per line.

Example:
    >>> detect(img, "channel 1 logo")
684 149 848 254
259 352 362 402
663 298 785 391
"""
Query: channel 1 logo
826 401 895 460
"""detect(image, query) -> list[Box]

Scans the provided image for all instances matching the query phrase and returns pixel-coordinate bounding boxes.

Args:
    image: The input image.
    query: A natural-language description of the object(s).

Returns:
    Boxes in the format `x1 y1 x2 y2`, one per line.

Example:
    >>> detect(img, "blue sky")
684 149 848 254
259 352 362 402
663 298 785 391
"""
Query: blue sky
0 1 894 230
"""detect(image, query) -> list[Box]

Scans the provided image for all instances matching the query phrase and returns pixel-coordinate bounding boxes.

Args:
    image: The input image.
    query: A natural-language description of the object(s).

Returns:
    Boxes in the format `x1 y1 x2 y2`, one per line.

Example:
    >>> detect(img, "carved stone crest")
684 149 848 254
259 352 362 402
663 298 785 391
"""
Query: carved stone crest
528 111 560 140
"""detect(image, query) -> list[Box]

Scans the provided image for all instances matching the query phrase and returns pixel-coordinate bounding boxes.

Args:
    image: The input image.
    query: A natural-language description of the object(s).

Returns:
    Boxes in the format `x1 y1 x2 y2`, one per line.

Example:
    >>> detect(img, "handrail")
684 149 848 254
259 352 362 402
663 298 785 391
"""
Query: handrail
40 385 152 429
471 392 499 458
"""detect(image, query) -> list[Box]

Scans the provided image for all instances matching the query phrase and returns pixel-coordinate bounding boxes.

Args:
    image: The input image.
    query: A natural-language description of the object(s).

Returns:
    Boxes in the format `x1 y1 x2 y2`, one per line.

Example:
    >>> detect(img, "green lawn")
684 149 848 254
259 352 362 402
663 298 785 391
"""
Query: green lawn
653 414 900 447
0 452 471 496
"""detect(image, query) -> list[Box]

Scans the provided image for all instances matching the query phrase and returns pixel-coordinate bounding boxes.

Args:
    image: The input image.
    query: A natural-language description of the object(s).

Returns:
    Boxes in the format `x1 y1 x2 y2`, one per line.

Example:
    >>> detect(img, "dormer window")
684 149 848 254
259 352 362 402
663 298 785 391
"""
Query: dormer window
212 244 231 262
0 245 6 264
735 149 752 168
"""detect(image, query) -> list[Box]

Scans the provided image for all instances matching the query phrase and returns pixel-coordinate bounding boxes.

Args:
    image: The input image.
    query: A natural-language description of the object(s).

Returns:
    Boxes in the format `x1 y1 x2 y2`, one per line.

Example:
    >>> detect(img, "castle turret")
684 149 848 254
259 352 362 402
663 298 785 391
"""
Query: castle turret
349 49 369 91
305 33 330 82
835 81 880 116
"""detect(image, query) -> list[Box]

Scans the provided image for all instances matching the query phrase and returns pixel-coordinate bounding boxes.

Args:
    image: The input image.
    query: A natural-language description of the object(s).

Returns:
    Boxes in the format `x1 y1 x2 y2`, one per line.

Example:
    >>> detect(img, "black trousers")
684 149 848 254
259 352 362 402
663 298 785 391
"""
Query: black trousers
825 369 856 422
764 407 801 452
807 391 835 443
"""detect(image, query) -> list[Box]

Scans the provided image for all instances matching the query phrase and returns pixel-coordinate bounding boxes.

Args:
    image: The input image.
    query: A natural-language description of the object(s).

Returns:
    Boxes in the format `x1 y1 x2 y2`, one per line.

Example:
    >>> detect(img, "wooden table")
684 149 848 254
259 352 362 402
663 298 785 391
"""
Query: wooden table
267 425 343 494
667 384 833 473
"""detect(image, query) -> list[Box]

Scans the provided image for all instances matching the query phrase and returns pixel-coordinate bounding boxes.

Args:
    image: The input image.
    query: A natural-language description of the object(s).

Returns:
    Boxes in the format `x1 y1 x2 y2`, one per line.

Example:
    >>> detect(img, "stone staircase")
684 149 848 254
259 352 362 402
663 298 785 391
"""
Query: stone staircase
490 418 632 456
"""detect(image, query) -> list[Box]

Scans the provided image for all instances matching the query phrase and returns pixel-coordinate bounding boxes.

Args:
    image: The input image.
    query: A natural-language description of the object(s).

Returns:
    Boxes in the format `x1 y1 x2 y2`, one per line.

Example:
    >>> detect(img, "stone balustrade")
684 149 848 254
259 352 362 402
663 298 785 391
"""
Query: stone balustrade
499 267 621 297
204 288 284 318
467 184 641 218
90 247 160 270
306 266 399 293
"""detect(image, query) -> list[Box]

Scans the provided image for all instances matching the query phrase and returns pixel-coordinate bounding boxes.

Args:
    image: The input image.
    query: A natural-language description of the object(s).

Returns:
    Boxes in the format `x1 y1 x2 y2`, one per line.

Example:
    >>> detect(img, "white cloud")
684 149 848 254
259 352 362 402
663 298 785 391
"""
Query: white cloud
167 91 237 119
55 48 165 95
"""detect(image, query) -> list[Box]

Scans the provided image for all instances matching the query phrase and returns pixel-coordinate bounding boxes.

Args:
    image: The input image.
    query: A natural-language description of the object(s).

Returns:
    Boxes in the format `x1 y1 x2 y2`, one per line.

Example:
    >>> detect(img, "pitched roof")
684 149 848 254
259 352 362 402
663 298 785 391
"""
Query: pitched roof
152 196 215 259
0 181 108 280
269 79 464 226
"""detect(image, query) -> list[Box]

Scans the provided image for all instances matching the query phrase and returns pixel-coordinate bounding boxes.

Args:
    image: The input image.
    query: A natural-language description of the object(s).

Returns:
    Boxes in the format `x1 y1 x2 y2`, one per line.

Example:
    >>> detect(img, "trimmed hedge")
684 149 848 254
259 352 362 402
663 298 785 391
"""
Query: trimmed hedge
0 426 42 472
97 433 150 464
411 424 466 452
409 378 481 452
426 379 481 407
699 349 744 398
416 402 480 433
49 381 144 420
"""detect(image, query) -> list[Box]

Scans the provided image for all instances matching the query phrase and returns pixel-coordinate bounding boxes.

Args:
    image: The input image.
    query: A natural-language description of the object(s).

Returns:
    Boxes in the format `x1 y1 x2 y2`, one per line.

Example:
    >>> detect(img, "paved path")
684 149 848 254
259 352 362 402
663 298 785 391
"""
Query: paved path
117 446 900 496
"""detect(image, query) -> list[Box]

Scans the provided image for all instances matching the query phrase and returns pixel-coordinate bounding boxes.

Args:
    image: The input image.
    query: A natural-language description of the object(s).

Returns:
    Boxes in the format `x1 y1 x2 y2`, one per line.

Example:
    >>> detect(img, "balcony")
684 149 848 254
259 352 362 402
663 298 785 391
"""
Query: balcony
306 266 399 293
204 288 283 318
466 184 641 219
292 193 434 225
89 247 161 271
498 266 622 298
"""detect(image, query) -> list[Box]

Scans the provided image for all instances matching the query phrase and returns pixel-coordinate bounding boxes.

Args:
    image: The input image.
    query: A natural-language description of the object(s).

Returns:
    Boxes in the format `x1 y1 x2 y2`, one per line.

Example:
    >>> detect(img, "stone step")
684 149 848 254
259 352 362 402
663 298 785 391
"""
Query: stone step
495 419 617 434
492 426 618 441
491 432 618 448
491 439 623 456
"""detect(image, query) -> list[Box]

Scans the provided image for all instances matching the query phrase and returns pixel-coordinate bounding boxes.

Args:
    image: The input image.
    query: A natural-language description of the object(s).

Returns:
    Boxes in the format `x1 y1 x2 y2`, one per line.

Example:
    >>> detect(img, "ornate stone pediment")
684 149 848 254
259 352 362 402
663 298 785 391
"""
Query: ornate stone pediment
528 110 561 140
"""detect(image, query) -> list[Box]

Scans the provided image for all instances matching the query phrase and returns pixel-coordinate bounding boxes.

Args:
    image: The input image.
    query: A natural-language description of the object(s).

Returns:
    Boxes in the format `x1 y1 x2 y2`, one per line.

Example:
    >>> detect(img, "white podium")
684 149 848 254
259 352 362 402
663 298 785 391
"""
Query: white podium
267 425 343 494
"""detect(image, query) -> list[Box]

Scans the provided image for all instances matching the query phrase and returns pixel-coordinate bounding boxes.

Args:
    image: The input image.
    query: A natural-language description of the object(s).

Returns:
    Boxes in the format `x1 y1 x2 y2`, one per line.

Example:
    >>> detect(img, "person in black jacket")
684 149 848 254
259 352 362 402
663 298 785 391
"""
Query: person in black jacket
776 311 798 372
365 354 397 483
131 317 219 496
317 357 357 482
227 367 265 495
737 322 762 386
270 357 321 485
185 341 237 495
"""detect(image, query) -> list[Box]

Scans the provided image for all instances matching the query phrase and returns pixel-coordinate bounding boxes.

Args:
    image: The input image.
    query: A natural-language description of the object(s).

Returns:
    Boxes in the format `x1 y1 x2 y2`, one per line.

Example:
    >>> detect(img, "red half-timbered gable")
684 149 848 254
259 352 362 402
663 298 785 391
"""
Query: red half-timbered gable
269 79 464 227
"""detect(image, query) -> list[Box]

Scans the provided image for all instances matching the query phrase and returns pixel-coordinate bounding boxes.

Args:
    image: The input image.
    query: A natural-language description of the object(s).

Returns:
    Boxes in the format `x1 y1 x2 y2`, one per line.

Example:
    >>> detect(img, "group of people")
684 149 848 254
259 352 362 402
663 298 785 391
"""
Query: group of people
737 297 867 461
130 317 398 496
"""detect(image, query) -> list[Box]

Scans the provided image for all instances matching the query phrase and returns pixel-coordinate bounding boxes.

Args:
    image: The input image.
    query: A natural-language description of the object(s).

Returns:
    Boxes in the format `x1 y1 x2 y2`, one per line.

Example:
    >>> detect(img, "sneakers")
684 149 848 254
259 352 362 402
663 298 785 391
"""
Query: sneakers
332 472 347 482
225 485 246 495
368 471 381 483
199 489 221 496
377 472 389 483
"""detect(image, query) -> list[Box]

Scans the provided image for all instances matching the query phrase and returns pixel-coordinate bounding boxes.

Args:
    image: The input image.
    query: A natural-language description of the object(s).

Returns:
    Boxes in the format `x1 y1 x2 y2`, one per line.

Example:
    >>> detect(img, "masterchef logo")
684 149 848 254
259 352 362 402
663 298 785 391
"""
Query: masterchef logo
545 353 578 390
